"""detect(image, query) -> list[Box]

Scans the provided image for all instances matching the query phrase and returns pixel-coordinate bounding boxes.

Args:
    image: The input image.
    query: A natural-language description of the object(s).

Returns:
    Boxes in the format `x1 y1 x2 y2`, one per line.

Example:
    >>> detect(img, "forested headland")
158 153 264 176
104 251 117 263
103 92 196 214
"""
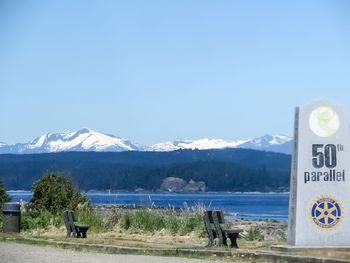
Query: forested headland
0 149 291 192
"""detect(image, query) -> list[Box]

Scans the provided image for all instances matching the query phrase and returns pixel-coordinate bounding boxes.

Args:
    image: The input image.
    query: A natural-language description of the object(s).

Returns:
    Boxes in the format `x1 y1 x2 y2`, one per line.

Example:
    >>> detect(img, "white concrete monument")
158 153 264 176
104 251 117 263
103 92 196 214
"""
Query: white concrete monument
288 99 350 246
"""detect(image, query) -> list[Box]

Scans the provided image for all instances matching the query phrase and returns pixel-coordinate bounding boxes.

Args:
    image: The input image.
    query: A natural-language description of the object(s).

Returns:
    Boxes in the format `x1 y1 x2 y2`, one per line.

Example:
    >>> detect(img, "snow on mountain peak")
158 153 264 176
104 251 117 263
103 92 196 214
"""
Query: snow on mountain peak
237 134 293 154
268 135 292 145
0 129 142 154
0 131 293 154
150 134 292 153
151 138 249 151
247 134 292 147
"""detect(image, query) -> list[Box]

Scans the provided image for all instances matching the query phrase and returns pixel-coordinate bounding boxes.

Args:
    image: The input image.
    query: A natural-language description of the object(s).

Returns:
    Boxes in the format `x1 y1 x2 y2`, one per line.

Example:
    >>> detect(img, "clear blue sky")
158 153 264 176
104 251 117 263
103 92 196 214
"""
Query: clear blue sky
1 0 350 145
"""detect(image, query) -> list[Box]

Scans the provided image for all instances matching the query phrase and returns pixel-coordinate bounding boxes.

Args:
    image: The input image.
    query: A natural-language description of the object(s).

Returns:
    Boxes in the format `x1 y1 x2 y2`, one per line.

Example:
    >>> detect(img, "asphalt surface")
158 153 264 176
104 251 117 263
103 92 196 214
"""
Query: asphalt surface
0 242 222 263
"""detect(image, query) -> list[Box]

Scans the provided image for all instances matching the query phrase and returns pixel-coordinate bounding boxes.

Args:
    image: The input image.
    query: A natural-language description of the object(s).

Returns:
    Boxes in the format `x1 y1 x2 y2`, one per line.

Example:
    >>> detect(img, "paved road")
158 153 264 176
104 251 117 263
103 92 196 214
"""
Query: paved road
0 242 222 263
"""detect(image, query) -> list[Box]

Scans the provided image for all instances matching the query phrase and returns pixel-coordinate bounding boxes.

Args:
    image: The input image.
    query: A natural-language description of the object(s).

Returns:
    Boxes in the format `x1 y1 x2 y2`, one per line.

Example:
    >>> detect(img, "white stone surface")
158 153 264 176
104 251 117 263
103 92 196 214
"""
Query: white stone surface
288 99 350 246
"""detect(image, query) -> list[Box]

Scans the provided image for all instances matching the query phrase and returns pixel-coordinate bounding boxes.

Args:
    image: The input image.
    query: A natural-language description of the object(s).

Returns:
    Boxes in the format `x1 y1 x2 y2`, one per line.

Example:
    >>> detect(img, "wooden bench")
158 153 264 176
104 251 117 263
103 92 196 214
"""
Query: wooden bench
203 210 243 248
63 210 90 238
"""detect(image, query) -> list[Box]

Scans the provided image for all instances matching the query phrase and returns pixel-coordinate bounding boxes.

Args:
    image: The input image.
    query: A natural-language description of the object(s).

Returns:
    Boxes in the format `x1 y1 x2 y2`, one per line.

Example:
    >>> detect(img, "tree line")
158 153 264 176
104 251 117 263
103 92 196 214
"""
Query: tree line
0 149 291 192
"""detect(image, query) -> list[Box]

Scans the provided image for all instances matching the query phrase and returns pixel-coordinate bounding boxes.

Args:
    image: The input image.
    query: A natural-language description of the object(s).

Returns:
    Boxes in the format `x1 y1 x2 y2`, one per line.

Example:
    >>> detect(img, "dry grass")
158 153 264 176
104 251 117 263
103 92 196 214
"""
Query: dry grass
19 224 207 249
19 207 288 250
18 224 287 250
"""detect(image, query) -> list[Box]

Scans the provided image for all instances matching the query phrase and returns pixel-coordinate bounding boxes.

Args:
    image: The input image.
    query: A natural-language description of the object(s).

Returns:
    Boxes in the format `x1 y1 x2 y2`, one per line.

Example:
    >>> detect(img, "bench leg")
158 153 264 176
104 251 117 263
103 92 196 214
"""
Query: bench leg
205 230 216 247
75 227 88 238
222 236 227 246
227 233 239 248
80 229 87 238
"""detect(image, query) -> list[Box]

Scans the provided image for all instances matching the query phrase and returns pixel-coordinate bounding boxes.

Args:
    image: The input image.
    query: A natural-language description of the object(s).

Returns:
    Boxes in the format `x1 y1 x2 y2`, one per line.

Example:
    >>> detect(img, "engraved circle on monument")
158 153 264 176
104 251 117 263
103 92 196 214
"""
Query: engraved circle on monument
309 106 340 138
287 99 350 247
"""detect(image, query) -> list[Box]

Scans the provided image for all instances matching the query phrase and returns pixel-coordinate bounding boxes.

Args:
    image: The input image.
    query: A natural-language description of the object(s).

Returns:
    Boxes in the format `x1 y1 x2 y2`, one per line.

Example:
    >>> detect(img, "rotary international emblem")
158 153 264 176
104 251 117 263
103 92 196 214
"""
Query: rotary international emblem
310 196 343 230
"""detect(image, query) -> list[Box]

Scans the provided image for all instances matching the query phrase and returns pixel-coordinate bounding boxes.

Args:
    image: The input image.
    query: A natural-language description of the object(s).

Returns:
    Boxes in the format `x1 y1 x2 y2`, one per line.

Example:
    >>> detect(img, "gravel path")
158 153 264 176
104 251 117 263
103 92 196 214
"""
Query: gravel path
0 242 222 263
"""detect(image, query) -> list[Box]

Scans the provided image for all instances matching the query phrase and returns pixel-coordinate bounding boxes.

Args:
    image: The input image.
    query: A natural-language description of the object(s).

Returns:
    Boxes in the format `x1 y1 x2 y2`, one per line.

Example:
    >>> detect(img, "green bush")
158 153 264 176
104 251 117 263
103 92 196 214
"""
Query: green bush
21 203 106 232
119 209 205 235
76 205 106 233
30 172 88 215
0 180 11 227
164 213 180 234
177 212 204 235
134 210 165 232
0 179 11 208
119 212 131 230
120 210 164 232
21 210 57 230
246 226 264 241
21 172 91 231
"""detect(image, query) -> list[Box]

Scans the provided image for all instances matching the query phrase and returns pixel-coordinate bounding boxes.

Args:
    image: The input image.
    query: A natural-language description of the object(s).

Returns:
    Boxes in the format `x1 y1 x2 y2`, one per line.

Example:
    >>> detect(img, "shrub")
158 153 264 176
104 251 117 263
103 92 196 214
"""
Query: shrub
177 212 204 235
30 172 88 215
120 209 165 232
21 210 56 230
119 212 131 230
0 180 11 227
21 172 91 231
246 226 264 241
119 209 205 235
0 179 11 208
133 210 165 232
76 205 106 233
164 213 180 234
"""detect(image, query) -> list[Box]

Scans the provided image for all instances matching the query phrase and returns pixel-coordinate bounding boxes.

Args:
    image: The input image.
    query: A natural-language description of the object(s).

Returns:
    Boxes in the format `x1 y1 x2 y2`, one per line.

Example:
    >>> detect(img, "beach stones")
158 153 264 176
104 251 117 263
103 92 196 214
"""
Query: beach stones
287 99 350 246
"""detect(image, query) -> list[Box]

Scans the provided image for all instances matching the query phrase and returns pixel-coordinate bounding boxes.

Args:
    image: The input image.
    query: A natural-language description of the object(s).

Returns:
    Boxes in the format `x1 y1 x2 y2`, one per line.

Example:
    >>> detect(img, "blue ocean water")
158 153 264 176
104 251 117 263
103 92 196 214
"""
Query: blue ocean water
7 191 289 221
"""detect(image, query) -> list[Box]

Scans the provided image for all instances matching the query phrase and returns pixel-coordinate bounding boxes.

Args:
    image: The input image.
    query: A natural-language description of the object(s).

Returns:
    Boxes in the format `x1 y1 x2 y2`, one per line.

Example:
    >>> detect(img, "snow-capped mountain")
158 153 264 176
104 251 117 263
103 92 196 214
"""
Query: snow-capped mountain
151 138 248 152
238 134 293 154
0 128 143 154
0 129 293 154
151 135 292 154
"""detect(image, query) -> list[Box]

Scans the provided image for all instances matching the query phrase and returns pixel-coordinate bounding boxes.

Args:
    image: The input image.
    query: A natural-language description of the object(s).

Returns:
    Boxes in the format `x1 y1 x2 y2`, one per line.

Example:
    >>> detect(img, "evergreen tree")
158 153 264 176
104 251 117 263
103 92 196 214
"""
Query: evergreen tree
0 179 11 209
31 172 88 215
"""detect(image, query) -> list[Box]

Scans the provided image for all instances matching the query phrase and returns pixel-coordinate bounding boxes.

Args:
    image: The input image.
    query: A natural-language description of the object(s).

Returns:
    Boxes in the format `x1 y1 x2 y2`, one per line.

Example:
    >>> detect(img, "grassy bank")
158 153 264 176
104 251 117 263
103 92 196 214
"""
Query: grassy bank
19 207 208 246
17 205 287 250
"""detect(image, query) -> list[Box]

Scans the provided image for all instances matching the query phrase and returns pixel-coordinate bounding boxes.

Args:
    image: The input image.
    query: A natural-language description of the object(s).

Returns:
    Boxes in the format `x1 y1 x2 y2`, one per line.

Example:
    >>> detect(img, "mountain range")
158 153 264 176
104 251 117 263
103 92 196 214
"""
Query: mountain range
0 128 293 154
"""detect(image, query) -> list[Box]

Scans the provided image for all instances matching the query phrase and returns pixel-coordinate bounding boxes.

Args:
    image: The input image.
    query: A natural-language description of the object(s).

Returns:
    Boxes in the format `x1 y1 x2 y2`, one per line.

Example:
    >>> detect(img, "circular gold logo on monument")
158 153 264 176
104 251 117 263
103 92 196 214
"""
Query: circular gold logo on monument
309 106 340 137
310 196 343 231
